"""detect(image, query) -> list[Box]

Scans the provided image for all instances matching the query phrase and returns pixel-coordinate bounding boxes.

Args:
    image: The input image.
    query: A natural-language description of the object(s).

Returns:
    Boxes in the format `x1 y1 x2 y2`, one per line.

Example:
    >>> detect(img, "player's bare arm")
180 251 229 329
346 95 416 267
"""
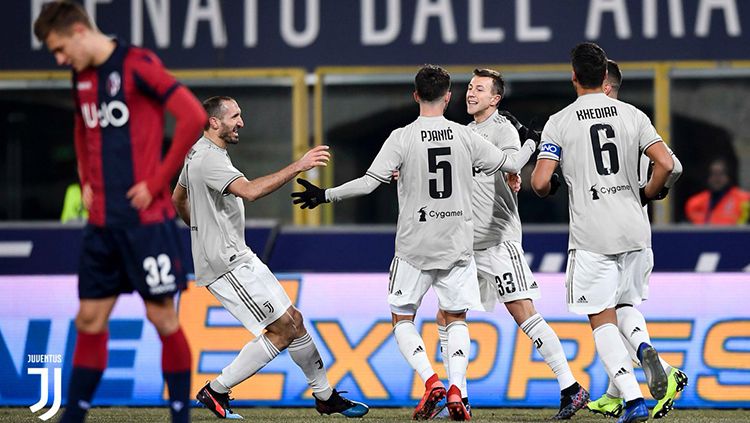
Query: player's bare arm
642 141 675 200
531 158 559 197
229 145 330 202
171 184 190 226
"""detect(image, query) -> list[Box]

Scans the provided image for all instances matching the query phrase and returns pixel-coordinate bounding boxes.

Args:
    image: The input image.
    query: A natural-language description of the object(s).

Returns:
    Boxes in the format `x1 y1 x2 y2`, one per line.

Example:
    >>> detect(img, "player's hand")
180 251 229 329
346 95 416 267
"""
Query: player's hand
392 170 400 181
640 186 669 205
506 173 521 193
498 110 541 148
295 145 330 173
291 178 328 209
548 173 561 196
126 181 153 210
82 183 93 210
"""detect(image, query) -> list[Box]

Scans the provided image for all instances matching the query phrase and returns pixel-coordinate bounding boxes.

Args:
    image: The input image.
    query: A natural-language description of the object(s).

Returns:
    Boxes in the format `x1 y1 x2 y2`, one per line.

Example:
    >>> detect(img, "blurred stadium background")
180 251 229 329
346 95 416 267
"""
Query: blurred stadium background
1 0 749 420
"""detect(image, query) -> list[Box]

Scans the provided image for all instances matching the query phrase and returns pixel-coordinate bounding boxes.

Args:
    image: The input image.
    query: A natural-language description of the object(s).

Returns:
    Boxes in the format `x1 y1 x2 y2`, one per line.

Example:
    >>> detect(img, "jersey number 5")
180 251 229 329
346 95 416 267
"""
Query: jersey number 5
428 147 453 199
590 124 619 175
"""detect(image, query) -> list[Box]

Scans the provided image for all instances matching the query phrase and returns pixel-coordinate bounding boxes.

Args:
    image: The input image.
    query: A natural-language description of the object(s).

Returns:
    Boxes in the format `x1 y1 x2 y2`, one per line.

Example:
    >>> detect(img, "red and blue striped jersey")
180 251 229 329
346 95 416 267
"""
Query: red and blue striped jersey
73 41 183 227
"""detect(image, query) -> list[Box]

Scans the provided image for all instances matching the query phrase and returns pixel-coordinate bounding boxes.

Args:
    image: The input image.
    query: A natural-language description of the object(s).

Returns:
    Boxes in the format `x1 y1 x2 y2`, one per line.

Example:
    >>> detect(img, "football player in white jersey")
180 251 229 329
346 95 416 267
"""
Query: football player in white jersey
432 69 588 420
172 96 368 419
293 65 538 421
587 60 687 420
531 43 674 423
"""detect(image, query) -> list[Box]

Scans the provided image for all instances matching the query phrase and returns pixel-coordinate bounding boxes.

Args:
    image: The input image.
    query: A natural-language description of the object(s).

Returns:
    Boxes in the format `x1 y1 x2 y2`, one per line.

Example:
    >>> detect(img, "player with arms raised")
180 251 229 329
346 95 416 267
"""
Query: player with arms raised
531 43 674 423
292 65 537 421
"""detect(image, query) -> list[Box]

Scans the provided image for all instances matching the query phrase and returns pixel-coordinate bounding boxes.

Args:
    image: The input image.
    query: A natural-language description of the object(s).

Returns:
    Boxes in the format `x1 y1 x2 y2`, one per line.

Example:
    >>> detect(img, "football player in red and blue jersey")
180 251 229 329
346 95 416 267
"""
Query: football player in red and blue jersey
34 2 207 422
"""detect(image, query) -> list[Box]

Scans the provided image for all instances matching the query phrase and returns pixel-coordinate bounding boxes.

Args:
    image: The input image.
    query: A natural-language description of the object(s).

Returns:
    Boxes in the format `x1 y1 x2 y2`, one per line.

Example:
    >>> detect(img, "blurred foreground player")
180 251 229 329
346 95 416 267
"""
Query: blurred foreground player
586 59 687 420
34 1 206 422
172 96 368 419
292 65 537 420
531 42 674 423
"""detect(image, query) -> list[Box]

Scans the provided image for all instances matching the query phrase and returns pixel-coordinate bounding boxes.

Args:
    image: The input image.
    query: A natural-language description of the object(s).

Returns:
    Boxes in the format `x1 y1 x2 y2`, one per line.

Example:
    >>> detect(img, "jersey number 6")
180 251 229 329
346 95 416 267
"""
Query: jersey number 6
590 123 619 176
428 147 453 199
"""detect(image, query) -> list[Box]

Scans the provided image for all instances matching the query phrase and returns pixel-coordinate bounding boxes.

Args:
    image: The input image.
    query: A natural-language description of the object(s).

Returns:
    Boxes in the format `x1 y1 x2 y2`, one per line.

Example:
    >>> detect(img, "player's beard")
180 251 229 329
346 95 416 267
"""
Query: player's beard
219 123 240 145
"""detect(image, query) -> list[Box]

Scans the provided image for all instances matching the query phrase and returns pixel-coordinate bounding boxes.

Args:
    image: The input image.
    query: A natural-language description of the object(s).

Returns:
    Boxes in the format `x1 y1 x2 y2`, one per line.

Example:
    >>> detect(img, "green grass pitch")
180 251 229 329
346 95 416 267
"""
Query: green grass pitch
4 407 750 422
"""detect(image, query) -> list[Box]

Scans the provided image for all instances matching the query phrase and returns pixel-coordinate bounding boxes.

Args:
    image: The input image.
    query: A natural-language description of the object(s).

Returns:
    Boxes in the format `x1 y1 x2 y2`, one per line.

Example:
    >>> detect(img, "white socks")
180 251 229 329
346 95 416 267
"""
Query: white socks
438 325 467 397
394 320 435 383
617 306 670 371
215 334 279 391
593 323 642 402
520 314 577 391
289 332 333 401
446 321 470 393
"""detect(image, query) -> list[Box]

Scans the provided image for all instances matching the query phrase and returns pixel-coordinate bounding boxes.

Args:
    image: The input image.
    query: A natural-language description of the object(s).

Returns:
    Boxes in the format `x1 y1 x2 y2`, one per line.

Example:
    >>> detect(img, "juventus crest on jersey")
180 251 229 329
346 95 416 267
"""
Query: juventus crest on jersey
538 93 661 254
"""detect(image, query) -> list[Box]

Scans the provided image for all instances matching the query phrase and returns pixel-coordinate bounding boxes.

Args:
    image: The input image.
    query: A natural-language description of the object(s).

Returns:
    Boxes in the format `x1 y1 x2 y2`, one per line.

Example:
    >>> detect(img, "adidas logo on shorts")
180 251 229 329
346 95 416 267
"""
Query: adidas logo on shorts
577 296 588 304
413 345 425 355
530 281 538 289
614 367 630 378
631 326 642 336
394 290 403 296
451 349 465 358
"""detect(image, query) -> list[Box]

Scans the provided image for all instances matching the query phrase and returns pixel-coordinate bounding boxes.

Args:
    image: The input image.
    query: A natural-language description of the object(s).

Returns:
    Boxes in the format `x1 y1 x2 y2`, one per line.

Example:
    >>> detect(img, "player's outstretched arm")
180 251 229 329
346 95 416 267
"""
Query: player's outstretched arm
171 184 190 226
641 141 674 203
291 173 383 209
531 158 559 198
230 145 330 202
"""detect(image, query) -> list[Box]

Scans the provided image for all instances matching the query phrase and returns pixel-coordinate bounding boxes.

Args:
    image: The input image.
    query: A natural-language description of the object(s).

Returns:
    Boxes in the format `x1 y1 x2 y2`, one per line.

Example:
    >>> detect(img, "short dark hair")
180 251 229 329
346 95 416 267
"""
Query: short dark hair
473 68 505 97
415 65 451 102
571 42 607 89
202 96 235 130
606 59 622 93
34 1 93 42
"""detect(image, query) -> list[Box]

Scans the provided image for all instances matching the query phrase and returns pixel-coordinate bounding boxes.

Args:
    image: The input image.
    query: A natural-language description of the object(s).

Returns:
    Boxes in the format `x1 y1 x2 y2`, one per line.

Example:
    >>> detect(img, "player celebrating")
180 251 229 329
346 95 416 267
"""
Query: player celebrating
34 2 206 422
432 69 589 420
172 96 368 420
292 65 537 421
531 43 674 423
586 59 688 419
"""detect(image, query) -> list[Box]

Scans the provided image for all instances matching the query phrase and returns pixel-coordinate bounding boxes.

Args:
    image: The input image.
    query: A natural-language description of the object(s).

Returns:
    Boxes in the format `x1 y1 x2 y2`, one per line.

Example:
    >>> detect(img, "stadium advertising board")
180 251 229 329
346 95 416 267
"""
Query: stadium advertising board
2 273 748 410
7 0 750 70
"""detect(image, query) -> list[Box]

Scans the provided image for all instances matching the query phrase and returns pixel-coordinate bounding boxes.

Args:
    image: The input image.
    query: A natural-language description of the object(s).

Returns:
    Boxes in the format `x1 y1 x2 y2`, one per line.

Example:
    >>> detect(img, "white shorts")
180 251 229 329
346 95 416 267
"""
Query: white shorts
475 241 541 312
387 256 481 315
618 247 653 305
207 256 293 336
565 249 653 315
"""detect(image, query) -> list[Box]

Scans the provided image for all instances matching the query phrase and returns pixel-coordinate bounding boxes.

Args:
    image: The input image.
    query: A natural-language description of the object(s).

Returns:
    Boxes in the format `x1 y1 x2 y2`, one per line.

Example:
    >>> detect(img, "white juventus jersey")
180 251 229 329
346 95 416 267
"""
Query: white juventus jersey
366 115 535 270
178 137 255 286
538 93 661 254
469 113 523 249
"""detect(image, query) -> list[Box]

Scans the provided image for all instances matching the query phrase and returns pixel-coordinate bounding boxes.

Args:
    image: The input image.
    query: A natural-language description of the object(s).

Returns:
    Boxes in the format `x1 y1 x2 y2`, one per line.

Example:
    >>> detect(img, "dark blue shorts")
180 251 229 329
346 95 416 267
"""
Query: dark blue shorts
78 220 187 300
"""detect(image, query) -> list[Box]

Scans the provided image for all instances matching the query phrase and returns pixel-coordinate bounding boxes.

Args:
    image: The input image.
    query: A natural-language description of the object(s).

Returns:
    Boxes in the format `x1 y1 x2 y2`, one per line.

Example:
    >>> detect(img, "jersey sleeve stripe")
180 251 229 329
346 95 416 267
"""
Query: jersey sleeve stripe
537 152 560 161
641 138 663 154
485 155 507 176
366 171 390 184
220 174 244 195
162 82 182 102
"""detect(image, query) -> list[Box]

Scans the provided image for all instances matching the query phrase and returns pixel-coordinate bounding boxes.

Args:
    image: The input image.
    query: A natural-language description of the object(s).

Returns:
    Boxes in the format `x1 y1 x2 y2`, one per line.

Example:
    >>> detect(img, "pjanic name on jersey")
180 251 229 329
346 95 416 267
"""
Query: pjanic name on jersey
576 106 617 121
421 128 454 143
